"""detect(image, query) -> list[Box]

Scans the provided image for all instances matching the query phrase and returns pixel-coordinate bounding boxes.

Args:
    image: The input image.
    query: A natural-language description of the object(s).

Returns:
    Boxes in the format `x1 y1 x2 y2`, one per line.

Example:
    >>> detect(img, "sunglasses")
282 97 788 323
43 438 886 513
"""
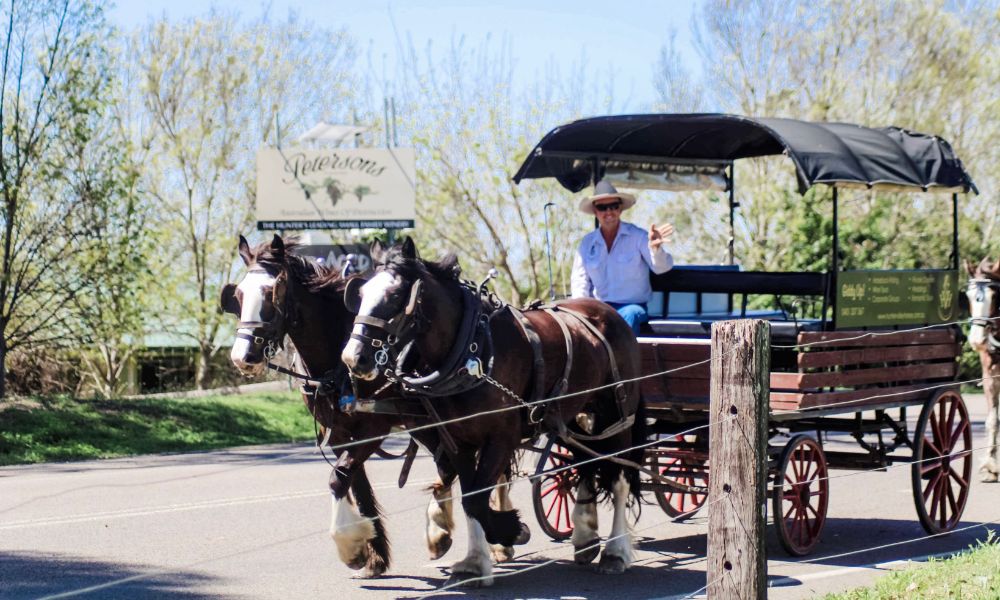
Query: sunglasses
593 202 622 213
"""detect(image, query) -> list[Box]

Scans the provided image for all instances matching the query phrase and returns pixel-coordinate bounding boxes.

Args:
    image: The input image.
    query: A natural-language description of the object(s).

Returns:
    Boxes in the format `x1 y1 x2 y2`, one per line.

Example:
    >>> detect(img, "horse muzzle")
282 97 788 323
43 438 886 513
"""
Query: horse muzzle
341 340 379 381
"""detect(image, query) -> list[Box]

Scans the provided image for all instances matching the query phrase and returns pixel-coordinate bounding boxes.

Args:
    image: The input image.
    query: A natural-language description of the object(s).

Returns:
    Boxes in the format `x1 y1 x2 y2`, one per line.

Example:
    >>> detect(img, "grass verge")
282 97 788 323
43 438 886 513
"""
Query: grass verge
825 532 1000 599
0 391 315 466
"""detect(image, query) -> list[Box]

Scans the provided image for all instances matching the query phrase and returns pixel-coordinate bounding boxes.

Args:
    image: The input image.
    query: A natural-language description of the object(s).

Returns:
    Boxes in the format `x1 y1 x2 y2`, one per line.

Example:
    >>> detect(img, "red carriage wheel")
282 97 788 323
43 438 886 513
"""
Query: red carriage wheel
773 434 829 556
531 444 578 541
911 389 972 534
655 440 709 520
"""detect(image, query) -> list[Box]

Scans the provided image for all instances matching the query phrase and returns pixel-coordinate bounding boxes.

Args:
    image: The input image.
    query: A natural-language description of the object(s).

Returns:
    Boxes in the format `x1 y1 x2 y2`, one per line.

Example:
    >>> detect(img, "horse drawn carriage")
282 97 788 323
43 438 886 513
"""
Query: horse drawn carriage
513 114 979 555
224 113 978 586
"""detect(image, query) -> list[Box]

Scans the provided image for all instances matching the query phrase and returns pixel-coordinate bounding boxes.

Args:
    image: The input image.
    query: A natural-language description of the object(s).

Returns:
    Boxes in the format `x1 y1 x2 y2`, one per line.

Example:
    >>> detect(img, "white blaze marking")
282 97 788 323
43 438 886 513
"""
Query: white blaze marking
967 283 993 351
230 271 276 363
342 271 399 369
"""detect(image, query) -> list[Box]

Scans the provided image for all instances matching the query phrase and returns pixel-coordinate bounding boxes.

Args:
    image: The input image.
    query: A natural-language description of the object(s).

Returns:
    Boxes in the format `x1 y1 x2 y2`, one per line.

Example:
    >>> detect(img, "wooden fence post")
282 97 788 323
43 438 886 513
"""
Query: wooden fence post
707 319 770 599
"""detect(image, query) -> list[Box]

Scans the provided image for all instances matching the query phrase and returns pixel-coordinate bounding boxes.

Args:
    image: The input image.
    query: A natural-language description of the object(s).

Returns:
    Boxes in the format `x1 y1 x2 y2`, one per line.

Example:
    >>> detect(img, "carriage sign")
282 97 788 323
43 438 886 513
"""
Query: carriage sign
256 147 415 230
835 269 960 329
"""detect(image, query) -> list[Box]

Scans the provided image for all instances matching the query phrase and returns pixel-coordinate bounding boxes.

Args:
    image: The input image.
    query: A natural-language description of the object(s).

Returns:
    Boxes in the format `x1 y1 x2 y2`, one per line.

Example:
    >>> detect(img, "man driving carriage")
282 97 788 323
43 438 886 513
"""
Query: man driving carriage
570 179 675 334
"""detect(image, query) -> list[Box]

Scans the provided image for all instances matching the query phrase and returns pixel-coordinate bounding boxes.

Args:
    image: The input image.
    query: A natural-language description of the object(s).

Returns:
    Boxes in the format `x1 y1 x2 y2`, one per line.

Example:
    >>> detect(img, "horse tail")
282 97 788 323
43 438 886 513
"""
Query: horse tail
351 463 391 576
627 394 649 507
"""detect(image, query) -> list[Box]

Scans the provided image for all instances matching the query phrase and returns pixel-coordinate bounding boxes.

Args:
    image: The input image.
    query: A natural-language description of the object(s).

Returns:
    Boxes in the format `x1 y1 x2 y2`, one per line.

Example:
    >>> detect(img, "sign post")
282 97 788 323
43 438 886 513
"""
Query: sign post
256 147 416 231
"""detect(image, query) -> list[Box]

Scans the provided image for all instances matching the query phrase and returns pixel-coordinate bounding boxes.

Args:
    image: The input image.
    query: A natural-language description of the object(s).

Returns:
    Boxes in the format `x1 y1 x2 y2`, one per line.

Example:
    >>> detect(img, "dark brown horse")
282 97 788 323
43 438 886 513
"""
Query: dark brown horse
221 235 522 577
965 257 1000 482
342 238 646 586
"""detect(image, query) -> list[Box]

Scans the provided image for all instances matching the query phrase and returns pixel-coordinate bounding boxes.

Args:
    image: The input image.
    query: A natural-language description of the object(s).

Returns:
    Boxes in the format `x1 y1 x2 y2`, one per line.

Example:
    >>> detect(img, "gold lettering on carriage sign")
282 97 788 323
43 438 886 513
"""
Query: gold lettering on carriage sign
835 270 960 329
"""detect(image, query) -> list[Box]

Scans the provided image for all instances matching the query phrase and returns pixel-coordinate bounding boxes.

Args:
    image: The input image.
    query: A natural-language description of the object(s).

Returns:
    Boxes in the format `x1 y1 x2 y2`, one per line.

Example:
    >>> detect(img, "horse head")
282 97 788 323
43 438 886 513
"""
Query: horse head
341 236 462 382
222 234 351 377
965 257 1000 354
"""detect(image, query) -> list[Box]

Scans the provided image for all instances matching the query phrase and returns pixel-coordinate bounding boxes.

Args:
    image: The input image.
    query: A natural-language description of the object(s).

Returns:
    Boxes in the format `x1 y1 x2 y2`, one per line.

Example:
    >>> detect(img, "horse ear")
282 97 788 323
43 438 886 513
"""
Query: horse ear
220 283 240 315
344 276 365 314
965 258 976 278
991 257 1000 277
271 234 285 255
370 238 385 263
401 236 417 259
238 236 252 266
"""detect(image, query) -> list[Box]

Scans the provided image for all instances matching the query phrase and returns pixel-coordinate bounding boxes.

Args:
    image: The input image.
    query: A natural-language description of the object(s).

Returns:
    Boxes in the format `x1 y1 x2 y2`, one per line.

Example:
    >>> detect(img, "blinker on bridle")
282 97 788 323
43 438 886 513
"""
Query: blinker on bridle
968 277 1000 332
349 278 425 369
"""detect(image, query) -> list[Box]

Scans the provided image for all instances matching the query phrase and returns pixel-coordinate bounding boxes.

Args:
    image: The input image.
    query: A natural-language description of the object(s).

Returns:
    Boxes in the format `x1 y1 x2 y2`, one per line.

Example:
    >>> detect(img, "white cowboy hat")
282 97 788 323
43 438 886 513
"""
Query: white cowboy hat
578 180 636 215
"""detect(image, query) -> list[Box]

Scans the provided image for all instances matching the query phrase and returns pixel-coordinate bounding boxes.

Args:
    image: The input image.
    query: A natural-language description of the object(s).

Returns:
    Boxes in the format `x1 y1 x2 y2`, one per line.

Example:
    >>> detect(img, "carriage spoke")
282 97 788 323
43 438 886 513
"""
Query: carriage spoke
545 490 560 519
948 466 969 490
945 399 958 444
922 470 943 502
949 420 969 451
540 480 559 498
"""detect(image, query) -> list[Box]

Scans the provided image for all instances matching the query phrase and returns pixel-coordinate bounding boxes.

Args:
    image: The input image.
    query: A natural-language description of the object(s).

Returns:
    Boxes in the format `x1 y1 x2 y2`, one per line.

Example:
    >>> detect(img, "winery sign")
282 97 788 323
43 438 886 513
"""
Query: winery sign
256 147 416 230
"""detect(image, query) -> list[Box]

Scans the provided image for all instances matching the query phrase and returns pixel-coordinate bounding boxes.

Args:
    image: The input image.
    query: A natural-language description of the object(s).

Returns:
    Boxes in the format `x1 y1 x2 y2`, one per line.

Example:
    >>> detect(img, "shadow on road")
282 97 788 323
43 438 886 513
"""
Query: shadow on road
766 516 999 569
0 551 234 600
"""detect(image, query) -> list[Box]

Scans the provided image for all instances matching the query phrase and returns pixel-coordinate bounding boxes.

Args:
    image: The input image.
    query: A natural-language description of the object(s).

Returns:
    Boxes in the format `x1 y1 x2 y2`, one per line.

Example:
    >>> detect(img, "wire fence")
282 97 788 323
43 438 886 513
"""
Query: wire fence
36 313 1000 598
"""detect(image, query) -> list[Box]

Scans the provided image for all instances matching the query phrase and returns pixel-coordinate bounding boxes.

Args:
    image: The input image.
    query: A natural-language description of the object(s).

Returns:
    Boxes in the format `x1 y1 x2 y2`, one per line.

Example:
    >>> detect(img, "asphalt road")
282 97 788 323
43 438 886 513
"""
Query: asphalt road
1 394 998 600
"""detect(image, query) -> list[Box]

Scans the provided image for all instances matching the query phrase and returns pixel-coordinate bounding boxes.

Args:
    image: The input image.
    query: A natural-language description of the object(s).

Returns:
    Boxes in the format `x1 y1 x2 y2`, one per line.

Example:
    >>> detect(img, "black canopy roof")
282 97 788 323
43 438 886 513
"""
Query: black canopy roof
512 113 977 194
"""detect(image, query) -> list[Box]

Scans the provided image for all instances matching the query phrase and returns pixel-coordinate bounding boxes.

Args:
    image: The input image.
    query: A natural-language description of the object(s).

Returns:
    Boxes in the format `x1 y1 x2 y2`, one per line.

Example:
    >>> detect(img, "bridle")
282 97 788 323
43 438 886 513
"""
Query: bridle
967 277 1000 353
347 268 501 397
234 267 347 395
346 273 428 372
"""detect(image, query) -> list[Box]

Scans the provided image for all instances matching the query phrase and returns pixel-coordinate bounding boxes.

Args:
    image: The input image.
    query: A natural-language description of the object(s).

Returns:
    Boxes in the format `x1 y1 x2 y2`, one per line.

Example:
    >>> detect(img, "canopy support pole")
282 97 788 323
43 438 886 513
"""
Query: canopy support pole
825 187 840 330
951 193 959 270
728 165 736 265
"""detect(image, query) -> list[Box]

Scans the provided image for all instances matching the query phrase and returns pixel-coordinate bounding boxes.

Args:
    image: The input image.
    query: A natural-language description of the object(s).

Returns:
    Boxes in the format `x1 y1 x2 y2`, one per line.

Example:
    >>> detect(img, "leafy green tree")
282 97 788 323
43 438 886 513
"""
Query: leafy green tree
130 11 356 388
666 0 998 272
0 0 122 398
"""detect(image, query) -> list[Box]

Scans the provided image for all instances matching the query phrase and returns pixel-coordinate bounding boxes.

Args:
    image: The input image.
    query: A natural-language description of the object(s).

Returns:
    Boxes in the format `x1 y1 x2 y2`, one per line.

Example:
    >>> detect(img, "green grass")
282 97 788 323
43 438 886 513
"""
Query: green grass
0 391 316 466
825 533 1000 599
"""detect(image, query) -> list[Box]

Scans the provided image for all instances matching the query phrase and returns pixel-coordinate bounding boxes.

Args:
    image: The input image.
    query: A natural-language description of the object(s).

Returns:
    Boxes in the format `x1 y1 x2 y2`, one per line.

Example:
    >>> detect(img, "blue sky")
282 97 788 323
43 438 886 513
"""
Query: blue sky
110 0 702 110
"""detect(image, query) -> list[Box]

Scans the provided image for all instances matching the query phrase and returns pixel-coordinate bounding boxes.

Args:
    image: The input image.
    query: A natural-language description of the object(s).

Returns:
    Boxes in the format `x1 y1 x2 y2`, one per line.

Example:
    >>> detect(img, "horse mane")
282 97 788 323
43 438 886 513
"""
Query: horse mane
381 244 461 283
250 238 347 295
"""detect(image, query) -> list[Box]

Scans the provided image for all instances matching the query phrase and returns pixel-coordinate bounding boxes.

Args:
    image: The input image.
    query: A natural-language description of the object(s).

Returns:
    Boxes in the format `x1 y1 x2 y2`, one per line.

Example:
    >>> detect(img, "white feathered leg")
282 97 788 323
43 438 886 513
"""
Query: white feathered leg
571 477 600 565
425 479 455 558
446 516 494 588
981 363 999 482
331 495 375 570
597 471 634 574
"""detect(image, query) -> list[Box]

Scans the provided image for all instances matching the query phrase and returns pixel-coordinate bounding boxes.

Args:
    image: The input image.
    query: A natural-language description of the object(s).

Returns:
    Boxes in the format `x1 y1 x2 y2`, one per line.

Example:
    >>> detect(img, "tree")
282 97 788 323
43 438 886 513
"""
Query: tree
659 0 999 272
0 0 121 398
383 36 624 304
131 10 356 388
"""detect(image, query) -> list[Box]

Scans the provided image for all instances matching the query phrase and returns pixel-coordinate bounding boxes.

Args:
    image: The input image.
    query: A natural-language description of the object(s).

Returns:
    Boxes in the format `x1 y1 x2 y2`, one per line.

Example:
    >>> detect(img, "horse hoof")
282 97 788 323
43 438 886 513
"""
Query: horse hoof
350 566 382 579
596 553 627 574
491 545 515 564
514 523 532 545
574 539 601 565
428 535 453 560
445 571 492 588
980 472 999 483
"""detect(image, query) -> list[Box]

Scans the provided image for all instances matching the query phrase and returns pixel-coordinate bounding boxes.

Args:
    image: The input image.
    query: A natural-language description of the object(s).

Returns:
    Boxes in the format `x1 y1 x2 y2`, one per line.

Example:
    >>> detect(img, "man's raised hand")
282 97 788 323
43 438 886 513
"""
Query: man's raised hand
649 223 674 250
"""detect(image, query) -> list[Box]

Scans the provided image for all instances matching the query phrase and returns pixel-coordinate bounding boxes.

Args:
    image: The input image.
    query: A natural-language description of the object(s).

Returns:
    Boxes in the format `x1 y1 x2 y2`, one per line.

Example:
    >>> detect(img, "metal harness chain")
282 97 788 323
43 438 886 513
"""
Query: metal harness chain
482 372 530 409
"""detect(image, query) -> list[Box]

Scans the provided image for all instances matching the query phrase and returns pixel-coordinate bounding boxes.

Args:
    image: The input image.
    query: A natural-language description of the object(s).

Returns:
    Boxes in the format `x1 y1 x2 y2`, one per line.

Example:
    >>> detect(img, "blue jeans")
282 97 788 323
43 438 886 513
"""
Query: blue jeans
607 302 648 335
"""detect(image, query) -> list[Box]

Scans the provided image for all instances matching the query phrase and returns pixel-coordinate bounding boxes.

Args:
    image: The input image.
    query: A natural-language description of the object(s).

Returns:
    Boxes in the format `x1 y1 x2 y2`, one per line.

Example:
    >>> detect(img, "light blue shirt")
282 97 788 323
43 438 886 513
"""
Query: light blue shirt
571 221 673 304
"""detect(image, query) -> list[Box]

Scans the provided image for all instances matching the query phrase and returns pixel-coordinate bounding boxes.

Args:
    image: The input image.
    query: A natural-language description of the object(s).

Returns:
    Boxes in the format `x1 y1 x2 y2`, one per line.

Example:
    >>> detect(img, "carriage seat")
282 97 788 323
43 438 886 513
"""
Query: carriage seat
644 314 823 344
644 265 829 344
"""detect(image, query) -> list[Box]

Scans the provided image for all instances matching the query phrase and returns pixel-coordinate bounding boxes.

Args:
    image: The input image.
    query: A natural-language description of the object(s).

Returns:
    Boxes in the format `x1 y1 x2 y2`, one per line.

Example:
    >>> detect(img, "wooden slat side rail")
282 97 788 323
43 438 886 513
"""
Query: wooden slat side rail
639 358 710 379
797 343 960 369
638 341 711 361
641 378 711 398
770 384 930 411
796 329 956 348
770 362 956 390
